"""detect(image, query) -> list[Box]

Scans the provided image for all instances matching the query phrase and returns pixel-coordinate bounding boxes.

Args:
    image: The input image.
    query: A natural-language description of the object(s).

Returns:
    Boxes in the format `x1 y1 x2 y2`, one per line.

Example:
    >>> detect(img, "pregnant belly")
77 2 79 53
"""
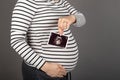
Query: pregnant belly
29 29 79 72
40 42 79 72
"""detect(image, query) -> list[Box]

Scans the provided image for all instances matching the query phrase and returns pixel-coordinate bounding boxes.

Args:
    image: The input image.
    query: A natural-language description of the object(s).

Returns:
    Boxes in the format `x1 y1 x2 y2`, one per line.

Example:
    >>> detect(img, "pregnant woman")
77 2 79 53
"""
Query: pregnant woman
10 0 86 80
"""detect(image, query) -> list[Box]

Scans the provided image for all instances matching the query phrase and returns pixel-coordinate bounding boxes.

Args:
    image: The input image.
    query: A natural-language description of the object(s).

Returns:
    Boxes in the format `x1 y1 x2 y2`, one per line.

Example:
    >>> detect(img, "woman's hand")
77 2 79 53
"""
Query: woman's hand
58 15 76 35
41 62 67 77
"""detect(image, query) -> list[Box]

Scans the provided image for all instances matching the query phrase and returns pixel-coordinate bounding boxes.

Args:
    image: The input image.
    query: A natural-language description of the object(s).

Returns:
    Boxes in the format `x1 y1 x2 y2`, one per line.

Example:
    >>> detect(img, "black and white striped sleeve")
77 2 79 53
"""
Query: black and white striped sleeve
10 0 45 69
63 0 86 27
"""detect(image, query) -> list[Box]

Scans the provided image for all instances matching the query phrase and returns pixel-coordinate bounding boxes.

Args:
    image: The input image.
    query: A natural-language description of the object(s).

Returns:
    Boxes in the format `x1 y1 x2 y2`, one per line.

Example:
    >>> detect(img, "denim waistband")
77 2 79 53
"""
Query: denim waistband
22 61 71 80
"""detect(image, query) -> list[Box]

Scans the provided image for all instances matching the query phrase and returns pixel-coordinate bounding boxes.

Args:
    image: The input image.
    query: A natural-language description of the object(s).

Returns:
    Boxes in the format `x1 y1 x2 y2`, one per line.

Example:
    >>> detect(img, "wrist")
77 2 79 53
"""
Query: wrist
41 62 49 72
70 15 76 23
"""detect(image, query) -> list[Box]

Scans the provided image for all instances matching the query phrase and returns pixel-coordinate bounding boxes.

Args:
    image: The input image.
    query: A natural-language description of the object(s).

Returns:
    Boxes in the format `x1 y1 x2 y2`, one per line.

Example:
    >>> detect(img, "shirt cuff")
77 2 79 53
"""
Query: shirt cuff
36 58 46 69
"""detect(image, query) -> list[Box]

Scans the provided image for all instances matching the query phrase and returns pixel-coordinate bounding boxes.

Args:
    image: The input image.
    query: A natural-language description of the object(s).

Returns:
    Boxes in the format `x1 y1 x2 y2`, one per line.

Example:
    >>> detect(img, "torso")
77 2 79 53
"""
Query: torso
27 0 79 72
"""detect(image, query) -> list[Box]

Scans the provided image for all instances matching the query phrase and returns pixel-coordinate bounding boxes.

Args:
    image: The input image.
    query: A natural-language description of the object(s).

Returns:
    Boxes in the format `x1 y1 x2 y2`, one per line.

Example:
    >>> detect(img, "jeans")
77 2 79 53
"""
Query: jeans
22 61 70 80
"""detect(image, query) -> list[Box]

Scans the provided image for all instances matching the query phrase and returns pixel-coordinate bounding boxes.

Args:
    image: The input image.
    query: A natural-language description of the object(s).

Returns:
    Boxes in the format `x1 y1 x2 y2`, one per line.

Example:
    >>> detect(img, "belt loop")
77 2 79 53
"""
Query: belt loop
68 72 71 80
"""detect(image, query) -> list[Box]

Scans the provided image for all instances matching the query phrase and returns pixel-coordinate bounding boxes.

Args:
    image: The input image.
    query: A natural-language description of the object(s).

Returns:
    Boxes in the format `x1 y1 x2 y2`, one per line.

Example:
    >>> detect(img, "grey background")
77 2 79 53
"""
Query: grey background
0 0 120 80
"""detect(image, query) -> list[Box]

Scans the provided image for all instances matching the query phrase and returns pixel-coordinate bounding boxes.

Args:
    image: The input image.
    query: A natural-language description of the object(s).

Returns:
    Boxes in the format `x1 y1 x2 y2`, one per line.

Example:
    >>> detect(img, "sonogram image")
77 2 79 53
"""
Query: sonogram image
48 32 68 48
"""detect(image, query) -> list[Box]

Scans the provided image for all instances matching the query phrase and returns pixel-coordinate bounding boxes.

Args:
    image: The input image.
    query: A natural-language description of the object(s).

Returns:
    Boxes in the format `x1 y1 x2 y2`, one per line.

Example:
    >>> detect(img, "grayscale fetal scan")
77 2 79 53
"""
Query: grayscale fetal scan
48 32 68 48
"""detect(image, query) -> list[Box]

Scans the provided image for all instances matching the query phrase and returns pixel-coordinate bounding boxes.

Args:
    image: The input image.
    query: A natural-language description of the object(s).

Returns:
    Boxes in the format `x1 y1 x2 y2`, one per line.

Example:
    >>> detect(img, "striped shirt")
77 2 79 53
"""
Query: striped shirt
10 0 86 72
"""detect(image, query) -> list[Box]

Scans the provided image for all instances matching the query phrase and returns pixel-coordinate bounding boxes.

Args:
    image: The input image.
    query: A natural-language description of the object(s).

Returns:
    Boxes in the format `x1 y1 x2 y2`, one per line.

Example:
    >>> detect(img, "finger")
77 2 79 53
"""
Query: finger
60 70 66 76
63 21 67 29
61 69 67 76
64 20 71 30
59 18 68 30
57 73 64 78
58 18 63 30
57 75 64 78
58 19 63 35
58 27 64 35
59 65 66 71
58 21 67 35
65 22 70 29
58 65 67 76
57 71 64 77
61 20 67 29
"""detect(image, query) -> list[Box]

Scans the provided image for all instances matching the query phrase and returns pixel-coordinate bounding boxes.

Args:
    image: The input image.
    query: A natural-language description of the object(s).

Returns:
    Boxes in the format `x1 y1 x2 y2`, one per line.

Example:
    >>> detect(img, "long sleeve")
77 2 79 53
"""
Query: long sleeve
63 0 86 27
10 0 45 69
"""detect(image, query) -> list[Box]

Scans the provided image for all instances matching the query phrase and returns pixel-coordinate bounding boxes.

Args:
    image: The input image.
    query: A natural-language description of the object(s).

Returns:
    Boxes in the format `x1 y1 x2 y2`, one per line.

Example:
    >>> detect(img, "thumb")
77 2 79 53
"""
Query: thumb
58 28 64 35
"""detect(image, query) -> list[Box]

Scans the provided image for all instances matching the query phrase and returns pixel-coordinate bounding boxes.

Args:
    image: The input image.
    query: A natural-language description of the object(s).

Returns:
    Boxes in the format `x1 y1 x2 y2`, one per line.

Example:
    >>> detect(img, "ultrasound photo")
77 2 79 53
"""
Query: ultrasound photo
48 32 68 48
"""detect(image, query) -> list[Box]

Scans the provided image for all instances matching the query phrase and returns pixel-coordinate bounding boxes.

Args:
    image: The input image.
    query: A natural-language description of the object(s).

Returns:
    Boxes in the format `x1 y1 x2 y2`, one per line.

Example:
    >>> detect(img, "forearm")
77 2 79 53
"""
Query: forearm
10 0 46 69
64 0 86 27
